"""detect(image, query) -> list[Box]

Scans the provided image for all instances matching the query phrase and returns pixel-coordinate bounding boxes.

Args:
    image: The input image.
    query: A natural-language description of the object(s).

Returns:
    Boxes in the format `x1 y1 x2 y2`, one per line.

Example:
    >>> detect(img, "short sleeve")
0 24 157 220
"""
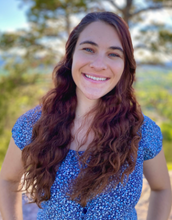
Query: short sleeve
12 105 42 150
140 115 163 161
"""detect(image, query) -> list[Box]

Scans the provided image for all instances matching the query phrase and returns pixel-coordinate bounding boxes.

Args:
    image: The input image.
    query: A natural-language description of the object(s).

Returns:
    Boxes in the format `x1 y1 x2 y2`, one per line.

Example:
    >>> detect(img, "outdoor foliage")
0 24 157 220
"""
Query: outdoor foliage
135 68 172 163
0 0 172 168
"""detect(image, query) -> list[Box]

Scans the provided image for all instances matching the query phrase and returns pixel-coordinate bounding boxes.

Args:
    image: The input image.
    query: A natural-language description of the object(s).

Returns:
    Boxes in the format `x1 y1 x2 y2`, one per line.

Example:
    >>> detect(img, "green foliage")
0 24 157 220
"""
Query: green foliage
135 70 172 120
0 130 11 169
163 141 172 163
0 33 19 49
0 60 52 169
159 30 172 43
161 123 172 141
167 162 172 171
1 0 172 168
20 0 92 37
0 62 36 133
135 69 172 163
26 0 89 19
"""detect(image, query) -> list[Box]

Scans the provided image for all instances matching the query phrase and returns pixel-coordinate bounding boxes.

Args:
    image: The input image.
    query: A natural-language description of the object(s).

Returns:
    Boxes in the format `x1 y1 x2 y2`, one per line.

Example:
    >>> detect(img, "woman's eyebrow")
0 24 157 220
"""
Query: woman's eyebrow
79 40 98 46
109 46 123 53
79 40 123 53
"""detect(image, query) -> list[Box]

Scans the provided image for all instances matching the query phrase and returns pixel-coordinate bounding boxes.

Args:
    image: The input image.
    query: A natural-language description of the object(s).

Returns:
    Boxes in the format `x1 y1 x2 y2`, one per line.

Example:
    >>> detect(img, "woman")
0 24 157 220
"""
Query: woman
0 12 171 220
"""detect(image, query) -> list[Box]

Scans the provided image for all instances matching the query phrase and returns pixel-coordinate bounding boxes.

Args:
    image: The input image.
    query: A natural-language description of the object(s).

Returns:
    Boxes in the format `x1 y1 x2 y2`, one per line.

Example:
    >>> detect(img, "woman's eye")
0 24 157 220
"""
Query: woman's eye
83 48 94 53
109 53 119 57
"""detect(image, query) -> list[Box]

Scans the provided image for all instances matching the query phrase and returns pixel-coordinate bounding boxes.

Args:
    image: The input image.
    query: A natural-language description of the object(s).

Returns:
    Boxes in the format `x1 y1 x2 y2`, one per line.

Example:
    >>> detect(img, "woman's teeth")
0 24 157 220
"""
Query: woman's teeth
85 74 107 81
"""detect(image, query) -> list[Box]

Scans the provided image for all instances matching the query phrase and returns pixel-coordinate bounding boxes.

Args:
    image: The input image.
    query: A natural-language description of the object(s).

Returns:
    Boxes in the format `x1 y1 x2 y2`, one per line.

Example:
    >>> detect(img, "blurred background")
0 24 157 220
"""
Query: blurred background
0 0 172 170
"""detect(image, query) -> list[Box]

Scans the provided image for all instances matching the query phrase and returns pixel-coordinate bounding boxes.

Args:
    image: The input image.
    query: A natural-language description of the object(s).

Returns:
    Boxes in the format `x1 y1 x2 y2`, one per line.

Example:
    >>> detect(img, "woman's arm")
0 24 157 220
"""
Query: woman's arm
143 149 172 220
0 137 24 220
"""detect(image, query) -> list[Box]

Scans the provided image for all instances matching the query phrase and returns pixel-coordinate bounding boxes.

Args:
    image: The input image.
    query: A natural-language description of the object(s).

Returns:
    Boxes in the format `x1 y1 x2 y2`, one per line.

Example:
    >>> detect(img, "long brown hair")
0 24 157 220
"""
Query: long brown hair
21 12 143 208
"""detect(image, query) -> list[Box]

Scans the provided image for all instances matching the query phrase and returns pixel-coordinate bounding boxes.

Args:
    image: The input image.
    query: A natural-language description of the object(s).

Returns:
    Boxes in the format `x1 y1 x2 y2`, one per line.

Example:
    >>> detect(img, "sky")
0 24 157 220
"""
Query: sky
0 0 29 32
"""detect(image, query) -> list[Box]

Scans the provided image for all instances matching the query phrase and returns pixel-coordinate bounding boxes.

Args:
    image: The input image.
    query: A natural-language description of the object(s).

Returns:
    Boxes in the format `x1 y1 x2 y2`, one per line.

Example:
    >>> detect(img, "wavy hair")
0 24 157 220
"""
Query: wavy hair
21 12 144 208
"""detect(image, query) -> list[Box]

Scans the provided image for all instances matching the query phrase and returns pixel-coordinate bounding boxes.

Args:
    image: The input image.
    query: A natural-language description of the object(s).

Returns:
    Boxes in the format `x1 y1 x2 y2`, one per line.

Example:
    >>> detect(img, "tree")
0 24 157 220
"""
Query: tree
0 0 172 167
17 0 172 63
21 0 90 35
101 0 172 62
0 0 93 168
1 0 172 64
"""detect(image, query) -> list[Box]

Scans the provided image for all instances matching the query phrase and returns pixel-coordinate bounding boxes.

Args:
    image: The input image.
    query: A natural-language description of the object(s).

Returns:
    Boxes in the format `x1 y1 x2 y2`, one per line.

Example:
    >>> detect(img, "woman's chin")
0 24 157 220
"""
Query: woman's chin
85 94 102 101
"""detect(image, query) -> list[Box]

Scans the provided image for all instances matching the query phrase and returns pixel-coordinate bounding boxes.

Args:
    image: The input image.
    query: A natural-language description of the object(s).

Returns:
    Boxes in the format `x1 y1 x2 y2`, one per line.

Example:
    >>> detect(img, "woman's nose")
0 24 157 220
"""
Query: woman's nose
89 55 107 71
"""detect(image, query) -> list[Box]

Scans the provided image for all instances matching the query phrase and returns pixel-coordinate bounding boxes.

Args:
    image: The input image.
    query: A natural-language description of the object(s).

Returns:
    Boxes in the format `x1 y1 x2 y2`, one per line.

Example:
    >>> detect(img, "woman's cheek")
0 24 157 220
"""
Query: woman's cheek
111 61 124 74
74 52 89 64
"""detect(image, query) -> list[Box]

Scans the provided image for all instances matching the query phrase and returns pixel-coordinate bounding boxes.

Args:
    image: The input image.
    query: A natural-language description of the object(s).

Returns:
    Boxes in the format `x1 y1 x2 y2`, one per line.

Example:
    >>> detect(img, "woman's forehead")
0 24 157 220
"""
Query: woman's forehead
76 21 123 49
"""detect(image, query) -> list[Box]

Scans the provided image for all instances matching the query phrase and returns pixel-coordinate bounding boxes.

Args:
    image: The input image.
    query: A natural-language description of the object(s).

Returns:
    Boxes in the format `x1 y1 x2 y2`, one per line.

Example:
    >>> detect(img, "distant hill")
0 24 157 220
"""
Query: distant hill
137 63 172 73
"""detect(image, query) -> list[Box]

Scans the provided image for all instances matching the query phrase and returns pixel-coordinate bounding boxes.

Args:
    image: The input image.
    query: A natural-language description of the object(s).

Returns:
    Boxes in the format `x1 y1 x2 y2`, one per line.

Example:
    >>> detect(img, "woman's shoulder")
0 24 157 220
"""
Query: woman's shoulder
17 105 42 122
140 114 163 160
11 105 42 150
12 105 42 131
141 114 162 136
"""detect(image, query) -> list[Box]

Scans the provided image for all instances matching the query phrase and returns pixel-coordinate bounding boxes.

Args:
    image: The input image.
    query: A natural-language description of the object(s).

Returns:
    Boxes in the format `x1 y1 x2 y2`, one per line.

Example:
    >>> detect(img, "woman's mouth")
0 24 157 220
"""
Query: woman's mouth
84 74 108 81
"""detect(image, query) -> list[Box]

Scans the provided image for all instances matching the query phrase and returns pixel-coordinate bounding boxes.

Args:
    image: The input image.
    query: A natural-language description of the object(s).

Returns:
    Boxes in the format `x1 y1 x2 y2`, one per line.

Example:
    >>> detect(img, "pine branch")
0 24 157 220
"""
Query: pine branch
134 44 150 51
106 0 123 12
132 3 172 17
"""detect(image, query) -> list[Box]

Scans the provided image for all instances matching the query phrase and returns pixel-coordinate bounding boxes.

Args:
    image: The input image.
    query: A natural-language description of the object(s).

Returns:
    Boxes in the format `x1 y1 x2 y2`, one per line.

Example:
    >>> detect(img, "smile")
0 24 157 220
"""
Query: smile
84 74 107 81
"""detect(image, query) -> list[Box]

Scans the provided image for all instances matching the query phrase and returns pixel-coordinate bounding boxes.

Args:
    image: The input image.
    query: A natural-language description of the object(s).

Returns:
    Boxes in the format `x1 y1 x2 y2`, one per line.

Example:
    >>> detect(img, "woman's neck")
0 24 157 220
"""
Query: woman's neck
75 93 98 120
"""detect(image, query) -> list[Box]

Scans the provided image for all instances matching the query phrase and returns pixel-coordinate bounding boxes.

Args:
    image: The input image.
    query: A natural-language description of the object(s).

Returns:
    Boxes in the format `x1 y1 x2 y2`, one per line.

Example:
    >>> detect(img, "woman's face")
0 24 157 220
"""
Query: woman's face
72 21 125 102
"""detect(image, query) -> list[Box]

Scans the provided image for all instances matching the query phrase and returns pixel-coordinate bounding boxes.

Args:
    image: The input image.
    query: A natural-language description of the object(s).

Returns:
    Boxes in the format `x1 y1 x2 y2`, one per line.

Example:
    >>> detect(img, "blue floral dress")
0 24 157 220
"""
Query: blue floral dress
12 106 162 220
